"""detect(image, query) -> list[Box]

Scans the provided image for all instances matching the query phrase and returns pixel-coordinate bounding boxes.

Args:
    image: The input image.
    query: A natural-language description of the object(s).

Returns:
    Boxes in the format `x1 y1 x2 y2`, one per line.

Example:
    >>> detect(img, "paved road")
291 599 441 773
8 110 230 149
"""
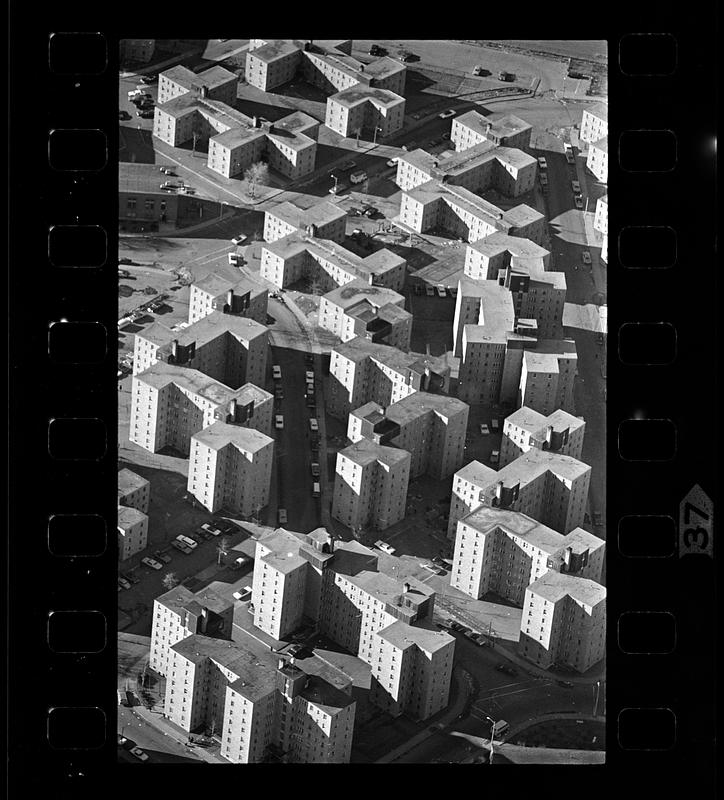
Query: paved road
118 705 201 764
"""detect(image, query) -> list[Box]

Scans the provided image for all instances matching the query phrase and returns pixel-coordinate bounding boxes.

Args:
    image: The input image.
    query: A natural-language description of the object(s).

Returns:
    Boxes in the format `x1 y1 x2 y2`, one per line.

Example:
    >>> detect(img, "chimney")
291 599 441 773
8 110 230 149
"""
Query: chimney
545 425 554 444
277 658 285 670
200 85 209 98
253 115 260 128
227 289 234 307
229 398 237 418
171 339 178 358
495 481 504 500
403 582 411 593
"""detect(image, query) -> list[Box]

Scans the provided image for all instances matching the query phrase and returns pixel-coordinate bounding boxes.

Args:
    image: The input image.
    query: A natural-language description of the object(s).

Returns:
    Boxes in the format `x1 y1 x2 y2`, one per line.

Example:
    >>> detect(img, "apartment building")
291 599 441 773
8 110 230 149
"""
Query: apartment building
501 407 585 466
326 86 405 139
149 584 233 676
332 439 411 531
117 506 148 562
264 201 347 245
520 572 606 673
157 65 238 106
246 38 405 97
327 337 452 420
187 423 274 515
451 506 604 604
188 270 268 326
130 363 273 455
165 632 356 763
118 468 150 514
133 311 268 390
318 280 411 349
464 231 550 279
586 136 608 183
594 194 608 264
451 111 533 152
580 103 608 145
448 448 591 539
348 392 469 480
519 346 577 416
370 622 455 720
399 180 544 247
396 142 538 199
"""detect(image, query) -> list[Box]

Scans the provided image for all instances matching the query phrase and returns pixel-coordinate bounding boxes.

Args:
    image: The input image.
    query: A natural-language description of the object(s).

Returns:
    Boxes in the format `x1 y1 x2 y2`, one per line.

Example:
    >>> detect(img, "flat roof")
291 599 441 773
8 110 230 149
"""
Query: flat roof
384 390 468 425
192 421 273 453
377 620 454 654
119 162 174 196
455 110 532 141
157 584 232 619
330 86 405 109
133 362 240 406
468 231 549 263
248 39 301 63
323 280 403 311
117 506 147 528
504 406 585 436
333 337 449 377
585 102 608 123
339 438 410 468
118 468 149 496
139 310 267 349
527 571 606 606
456 447 589 489
460 278 516 342
523 350 560 373
193 269 266 299
267 200 346 232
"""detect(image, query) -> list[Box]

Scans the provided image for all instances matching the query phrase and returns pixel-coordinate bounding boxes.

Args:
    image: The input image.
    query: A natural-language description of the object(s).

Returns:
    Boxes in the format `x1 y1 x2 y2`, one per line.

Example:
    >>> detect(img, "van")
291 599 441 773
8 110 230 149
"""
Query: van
350 170 367 185
492 720 510 738
228 253 243 266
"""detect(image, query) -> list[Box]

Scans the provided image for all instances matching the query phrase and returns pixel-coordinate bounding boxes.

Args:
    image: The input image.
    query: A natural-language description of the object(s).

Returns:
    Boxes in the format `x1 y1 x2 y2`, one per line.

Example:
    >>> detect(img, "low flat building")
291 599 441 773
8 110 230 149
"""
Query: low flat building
118 506 148 562
332 440 411 531
327 337 451 420
187 423 274 515
130 363 273 455
501 407 585 466
348 392 469 480
149 585 233 676
157 64 238 106
118 468 150 514
264 201 346 245
520 572 606 673
448 449 591 539
133 311 268 390
326 86 405 139
586 136 608 183
188 269 268 326
318 280 411 349
451 506 604 604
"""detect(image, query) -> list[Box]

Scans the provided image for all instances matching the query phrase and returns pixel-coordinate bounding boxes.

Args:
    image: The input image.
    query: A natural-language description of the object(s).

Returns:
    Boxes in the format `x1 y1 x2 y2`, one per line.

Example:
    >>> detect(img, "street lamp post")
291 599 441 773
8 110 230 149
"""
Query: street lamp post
330 173 338 195
373 125 383 146
484 715 496 764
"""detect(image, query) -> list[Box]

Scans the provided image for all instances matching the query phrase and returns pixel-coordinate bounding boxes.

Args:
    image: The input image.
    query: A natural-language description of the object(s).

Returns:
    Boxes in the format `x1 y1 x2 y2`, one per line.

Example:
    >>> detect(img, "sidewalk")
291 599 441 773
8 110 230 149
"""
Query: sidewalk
506 711 606 741
493 638 606 685
130 705 227 764
375 667 474 763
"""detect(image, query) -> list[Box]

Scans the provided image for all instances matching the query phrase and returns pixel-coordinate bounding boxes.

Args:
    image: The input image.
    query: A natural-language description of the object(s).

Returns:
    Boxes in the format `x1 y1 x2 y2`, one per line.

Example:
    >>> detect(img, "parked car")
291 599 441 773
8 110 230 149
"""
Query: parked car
539 172 548 186
386 158 398 167
565 151 576 165
423 563 446 576
350 170 368 185
593 511 604 527
176 535 197 550
437 619 454 630
118 577 131 590
171 540 192 554
472 634 490 647
304 353 314 365
340 160 357 171
305 370 315 382
119 110 131 120
140 74 157 84
490 449 500 465
369 44 386 56
275 415 284 430
309 418 319 432
312 481 321 498
557 680 574 688
454 623 472 635
438 109 456 119
272 365 282 380
310 462 321 477
463 629 480 641
537 156 548 169
138 109 154 118
130 747 149 761
278 508 288 525
479 423 490 435
595 332 605 345
495 663 518 677
201 522 222 536
425 285 435 297
582 250 592 265
141 557 163 571
436 285 447 298
231 234 247 245
574 195 584 209
571 179 581 193
154 550 172 564
375 540 396 555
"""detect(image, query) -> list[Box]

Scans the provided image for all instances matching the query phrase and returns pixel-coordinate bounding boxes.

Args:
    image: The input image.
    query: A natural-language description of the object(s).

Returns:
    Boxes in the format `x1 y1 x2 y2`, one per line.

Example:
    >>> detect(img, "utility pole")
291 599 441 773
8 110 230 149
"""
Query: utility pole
484 716 496 764
373 125 382 146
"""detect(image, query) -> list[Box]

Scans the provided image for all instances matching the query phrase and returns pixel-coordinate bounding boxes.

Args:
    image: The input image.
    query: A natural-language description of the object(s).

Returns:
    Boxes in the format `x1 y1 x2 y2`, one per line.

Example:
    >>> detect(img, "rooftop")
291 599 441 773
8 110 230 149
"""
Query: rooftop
461 506 571 555
338 438 411 468
377 620 454 654
117 505 147 528
323 279 404 311
523 350 560 373
330 85 405 109
457 447 590 491
467 231 549 269
193 269 266 300
383 391 469 425
249 39 301 63
504 406 585 436
455 110 532 142
267 200 346 232
585 102 608 123
118 468 149 497
133 362 242 406
192 421 274 453
120 162 176 196
157 584 232 619
139 310 267 350
527 571 606 606
459 279 516 342
333 336 449 377
161 64 237 92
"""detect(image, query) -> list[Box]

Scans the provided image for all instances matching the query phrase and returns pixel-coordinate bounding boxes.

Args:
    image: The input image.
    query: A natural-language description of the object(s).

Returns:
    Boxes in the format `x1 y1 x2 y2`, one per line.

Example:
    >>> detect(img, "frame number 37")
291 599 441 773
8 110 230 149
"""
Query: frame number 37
679 484 713 558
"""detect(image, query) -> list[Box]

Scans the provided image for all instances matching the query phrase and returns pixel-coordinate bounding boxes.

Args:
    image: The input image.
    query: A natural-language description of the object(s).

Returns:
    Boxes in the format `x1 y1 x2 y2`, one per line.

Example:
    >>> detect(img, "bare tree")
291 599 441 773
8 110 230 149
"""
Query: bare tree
191 121 204 157
353 126 362 147
216 536 231 565
244 162 269 199
162 572 179 591
176 266 194 286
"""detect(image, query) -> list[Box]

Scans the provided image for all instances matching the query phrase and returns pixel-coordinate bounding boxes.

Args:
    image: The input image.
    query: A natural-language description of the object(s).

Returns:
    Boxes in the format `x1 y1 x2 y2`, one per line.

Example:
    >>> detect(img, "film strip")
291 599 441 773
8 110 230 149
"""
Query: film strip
8 9 717 795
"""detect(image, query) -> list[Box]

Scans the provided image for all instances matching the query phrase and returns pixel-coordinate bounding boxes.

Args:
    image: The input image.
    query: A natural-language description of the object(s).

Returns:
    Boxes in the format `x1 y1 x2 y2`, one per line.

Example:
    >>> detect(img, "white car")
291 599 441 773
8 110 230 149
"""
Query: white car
386 158 398 167
438 109 456 119
278 508 288 525
425 285 435 297
490 449 500 465
201 523 222 536
436 285 447 298
309 418 319 432
272 365 282 380
176 535 197 550
537 157 548 169
305 370 314 382
228 253 243 266
479 423 490 435
275 415 284 430
375 540 396 555
118 577 131 590
571 180 581 193
130 747 149 761
141 557 163 571
127 89 144 98
233 586 253 602
231 234 247 245
582 250 592 265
